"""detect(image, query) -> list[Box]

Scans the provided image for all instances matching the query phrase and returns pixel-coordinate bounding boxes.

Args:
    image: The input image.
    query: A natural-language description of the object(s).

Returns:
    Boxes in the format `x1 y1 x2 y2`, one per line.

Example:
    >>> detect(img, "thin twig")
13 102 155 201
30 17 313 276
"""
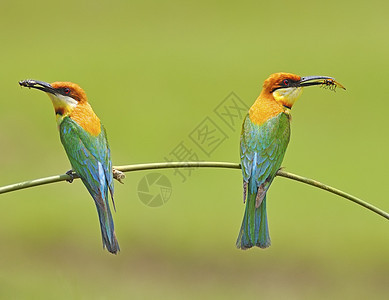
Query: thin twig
0 162 387 220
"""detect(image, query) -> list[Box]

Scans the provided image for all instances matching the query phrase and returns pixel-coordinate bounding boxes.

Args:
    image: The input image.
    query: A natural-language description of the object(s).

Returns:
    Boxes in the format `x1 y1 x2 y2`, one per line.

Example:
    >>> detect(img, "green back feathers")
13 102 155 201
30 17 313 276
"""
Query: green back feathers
59 117 113 198
241 112 290 188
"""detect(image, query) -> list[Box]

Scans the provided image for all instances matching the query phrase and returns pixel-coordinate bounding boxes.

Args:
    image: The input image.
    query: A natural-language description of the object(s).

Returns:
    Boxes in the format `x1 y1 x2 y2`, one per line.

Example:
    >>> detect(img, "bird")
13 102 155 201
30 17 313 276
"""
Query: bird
19 79 120 254
237 72 345 249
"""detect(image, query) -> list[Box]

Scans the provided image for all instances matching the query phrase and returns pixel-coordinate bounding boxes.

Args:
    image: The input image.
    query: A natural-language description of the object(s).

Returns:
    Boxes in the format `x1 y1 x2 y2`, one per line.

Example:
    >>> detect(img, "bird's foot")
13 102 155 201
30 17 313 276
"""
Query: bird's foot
65 170 76 183
113 168 126 184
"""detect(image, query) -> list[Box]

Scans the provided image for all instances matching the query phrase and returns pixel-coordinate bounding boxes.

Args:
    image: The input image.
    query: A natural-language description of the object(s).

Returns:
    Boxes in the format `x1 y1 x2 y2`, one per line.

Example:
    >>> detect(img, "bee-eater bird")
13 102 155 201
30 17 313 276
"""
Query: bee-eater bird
237 72 345 249
19 79 120 254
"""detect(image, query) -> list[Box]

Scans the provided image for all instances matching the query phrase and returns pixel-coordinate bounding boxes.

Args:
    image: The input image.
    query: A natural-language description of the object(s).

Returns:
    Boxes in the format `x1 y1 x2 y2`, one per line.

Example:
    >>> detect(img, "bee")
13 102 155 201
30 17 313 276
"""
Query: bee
321 79 346 91
19 79 37 88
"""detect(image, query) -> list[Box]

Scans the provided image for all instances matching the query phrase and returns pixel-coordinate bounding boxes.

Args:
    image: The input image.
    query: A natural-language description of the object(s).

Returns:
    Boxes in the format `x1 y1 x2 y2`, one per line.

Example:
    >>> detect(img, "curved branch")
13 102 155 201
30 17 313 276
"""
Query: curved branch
276 170 389 220
0 162 387 220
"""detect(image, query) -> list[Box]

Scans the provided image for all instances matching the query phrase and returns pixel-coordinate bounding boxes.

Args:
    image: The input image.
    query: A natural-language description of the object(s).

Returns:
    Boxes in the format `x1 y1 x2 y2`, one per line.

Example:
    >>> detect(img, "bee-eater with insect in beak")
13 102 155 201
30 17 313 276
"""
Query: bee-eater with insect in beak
237 72 345 249
19 79 120 254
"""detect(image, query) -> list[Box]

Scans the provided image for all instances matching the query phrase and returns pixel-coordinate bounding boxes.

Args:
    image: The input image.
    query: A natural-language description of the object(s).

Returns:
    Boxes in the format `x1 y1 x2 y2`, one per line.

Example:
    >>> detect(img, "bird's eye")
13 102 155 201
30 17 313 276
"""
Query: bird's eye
64 88 70 94
282 79 289 86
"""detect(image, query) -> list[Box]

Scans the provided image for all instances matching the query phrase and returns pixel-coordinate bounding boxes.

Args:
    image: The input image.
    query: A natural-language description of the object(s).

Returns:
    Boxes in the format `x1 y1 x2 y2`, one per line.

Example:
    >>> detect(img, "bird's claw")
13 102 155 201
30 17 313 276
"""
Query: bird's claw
113 168 125 184
66 170 75 183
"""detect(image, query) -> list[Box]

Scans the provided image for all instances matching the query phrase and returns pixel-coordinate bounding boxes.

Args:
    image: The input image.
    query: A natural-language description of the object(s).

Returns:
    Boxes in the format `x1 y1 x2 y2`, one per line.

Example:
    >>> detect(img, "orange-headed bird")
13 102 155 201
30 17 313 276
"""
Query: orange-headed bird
237 73 345 249
19 79 120 254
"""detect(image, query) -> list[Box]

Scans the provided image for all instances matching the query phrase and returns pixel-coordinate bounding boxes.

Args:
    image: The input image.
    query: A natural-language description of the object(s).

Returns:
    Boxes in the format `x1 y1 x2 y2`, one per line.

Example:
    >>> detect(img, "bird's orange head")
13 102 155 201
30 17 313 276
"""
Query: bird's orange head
260 72 345 109
19 80 88 116
19 80 101 135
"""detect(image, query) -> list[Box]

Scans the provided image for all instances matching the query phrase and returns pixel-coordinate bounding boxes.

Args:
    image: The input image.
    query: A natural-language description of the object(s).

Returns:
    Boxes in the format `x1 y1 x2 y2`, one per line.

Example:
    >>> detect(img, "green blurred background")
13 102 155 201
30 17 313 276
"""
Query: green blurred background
1 0 388 298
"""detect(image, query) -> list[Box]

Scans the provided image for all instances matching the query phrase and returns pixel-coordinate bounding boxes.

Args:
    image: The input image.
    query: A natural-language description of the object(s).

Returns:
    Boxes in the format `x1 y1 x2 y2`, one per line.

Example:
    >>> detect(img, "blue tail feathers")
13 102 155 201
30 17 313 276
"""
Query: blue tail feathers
95 200 120 254
236 182 271 249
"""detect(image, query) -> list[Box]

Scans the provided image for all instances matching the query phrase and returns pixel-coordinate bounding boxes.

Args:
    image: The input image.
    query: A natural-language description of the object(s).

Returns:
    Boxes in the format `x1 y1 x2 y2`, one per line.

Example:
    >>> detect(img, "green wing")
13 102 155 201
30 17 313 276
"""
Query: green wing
240 112 291 195
59 117 113 203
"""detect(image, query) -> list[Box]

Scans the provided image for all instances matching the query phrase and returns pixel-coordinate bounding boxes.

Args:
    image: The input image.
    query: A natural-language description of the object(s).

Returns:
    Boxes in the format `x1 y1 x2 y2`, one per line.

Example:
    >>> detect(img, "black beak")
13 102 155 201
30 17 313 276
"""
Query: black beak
299 76 335 87
19 79 57 95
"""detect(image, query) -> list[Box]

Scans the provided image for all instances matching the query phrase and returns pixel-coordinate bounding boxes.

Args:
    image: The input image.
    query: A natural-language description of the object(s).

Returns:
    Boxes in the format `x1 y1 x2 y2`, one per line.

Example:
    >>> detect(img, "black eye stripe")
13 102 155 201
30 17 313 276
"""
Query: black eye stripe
270 79 299 93
281 79 299 88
